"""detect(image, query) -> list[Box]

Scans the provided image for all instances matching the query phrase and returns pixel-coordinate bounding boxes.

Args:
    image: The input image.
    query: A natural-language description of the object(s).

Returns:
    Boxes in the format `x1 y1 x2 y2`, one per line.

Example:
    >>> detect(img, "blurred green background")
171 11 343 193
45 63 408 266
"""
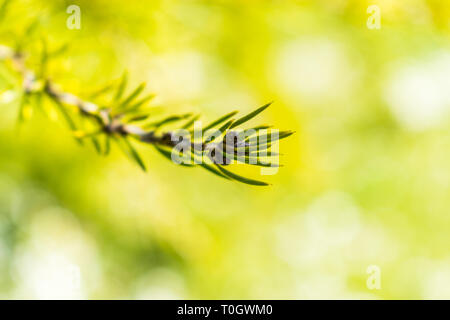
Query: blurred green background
1 0 450 299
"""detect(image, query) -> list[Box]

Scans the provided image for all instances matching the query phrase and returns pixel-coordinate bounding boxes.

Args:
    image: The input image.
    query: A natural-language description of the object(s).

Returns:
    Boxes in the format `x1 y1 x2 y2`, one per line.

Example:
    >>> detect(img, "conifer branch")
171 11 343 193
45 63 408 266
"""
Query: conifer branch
0 3 293 185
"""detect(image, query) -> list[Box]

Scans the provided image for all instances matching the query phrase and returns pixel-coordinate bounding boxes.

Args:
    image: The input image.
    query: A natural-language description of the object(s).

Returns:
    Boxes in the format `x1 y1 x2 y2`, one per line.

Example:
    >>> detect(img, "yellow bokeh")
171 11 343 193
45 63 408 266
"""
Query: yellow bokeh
0 0 450 299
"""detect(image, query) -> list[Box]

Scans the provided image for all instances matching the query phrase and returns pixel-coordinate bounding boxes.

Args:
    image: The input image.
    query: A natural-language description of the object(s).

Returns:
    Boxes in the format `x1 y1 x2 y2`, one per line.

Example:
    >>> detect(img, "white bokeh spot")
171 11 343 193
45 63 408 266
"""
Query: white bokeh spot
385 51 450 131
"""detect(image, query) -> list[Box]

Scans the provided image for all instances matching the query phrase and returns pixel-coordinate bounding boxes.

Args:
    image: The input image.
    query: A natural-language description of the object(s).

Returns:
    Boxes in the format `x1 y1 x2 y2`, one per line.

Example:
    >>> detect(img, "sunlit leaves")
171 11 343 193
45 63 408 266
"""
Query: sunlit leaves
202 110 238 132
200 163 230 180
246 130 295 145
47 94 77 131
91 136 101 154
182 114 200 129
126 114 150 123
118 82 145 110
229 102 272 129
113 71 128 102
217 119 235 133
17 92 30 123
144 114 192 129
104 135 111 155
116 137 147 171
125 94 154 113
153 145 194 167
0 8 292 186
89 82 114 100
214 164 269 186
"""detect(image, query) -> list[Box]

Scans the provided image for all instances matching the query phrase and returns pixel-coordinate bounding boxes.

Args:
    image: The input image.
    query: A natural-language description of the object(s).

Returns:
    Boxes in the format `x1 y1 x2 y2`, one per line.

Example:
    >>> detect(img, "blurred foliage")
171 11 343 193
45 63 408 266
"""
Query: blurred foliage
0 0 450 299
